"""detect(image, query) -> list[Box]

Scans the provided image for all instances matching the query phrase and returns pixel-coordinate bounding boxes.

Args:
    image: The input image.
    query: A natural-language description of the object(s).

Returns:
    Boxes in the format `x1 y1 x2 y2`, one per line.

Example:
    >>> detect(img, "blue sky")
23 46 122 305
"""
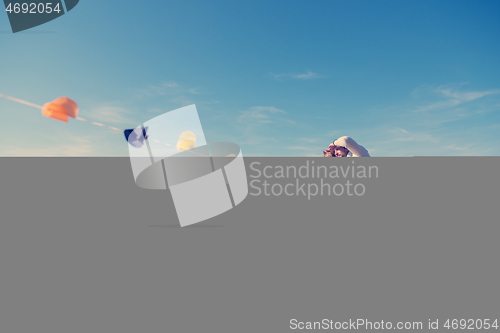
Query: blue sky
1 0 499 156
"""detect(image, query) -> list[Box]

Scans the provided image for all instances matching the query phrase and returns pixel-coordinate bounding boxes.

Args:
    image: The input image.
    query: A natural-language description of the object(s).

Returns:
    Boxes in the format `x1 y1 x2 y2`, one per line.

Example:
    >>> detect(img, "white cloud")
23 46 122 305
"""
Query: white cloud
395 132 438 143
237 106 289 124
437 87 500 103
270 70 323 81
1 135 97 156
138 81 201 98
345 84 500 156
235 106 297 147
294 71 323 79
410 85 500 113
326 130 342 137
139 82 180 97
137 81 211 109
444 144 468 151
387 127 438 143
287 145 317 150
86 105 133 124
170 96 196 107
296 137 319 143
286 146 324 157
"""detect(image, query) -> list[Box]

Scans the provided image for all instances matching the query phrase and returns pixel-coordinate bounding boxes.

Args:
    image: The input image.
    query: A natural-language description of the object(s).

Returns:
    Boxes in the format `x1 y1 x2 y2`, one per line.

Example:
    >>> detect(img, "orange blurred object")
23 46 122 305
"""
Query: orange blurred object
42 97 79 122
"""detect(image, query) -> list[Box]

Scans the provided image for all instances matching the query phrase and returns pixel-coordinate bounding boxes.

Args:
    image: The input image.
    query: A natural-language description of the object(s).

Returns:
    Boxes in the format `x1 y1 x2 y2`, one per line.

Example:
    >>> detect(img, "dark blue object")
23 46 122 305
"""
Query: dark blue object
64 0 79 12
124 127 148 148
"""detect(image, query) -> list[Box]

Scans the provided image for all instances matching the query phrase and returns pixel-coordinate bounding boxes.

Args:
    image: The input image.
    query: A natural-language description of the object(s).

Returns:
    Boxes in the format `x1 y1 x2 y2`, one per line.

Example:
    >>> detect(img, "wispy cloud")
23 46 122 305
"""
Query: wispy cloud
294 71 323 79
386 127 439 143
235 106 297 148
139 81 180 97
188 88 200 95
396 132 438 143
138 81 201 97
444 144 468 151
326 130 342 137
137 81 212 108
237 106 293 125
86 105 134 124
286 145 323 156
1 135 97 156
287 145 317 150
296 137 319 144
438 87 499 102
410 85 500 113
269 70 323 81
169 95 196 107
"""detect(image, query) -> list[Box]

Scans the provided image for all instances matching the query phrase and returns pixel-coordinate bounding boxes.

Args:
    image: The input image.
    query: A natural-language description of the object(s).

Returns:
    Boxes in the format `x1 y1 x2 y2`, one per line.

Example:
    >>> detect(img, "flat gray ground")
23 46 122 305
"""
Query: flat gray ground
1 157 498 332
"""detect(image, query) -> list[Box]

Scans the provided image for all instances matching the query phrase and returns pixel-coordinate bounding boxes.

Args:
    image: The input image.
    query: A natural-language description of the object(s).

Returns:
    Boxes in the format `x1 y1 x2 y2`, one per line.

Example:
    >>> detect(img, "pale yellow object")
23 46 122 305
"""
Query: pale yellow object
177 131 196 150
